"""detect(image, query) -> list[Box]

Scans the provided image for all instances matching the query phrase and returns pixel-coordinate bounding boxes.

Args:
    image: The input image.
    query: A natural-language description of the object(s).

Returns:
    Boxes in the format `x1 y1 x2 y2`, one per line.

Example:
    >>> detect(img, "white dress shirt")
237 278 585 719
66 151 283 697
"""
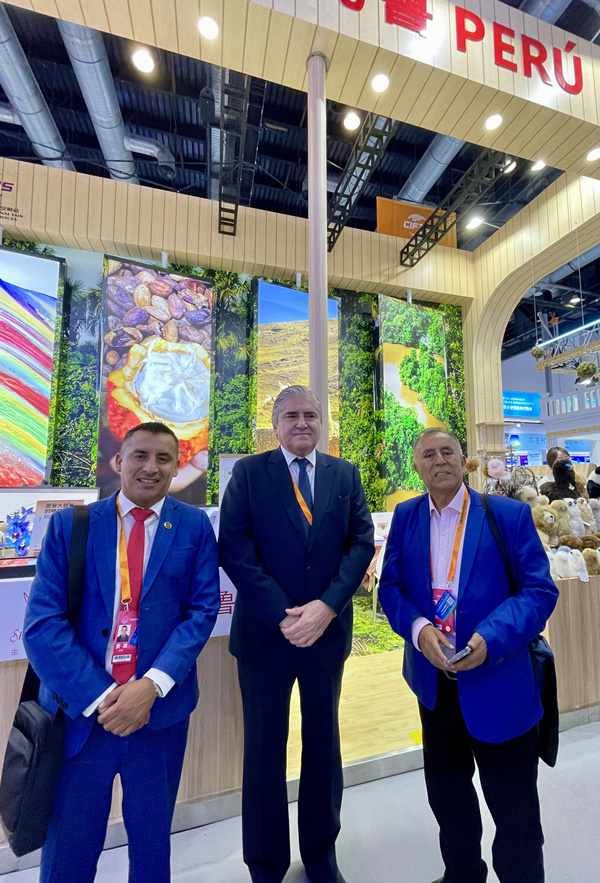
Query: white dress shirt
412 485 470 652
82 491 175 716
280 445 316 498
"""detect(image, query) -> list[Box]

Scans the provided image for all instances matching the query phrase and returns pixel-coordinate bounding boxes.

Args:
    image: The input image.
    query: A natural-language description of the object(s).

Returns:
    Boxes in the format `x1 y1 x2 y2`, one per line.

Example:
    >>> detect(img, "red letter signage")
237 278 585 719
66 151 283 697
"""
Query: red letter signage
456 7 485 53
493 23 517 73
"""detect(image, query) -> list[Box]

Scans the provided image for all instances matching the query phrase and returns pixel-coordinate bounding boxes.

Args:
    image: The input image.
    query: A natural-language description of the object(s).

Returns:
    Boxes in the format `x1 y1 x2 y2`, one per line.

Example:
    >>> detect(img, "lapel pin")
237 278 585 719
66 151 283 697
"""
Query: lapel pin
164 522 172 529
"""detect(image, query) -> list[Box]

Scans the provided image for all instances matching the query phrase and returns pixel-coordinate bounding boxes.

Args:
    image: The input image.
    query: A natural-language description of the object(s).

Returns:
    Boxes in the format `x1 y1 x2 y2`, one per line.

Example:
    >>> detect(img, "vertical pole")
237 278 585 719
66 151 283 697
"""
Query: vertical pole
306 51 329 453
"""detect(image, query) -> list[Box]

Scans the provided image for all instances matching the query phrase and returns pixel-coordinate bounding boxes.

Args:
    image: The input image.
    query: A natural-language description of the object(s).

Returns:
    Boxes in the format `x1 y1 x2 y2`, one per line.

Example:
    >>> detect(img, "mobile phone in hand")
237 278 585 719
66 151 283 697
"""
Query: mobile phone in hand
445 645 472 666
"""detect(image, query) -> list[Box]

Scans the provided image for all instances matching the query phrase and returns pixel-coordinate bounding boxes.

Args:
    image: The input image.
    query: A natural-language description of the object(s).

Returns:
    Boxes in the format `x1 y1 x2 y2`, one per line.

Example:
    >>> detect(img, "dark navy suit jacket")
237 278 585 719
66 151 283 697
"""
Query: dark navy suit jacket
219 448 374 670
378 488 559 744
24 492 220 757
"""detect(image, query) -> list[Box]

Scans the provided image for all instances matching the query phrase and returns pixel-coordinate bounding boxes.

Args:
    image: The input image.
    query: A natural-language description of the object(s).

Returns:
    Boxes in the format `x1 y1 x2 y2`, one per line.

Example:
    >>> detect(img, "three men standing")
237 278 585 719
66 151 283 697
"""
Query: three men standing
379 428 558 883
219 385 374 883
24 423 220 883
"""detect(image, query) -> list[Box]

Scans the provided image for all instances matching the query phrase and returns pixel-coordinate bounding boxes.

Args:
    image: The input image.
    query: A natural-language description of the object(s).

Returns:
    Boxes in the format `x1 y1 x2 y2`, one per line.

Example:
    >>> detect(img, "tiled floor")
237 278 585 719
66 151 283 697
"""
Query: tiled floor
6 721 600 882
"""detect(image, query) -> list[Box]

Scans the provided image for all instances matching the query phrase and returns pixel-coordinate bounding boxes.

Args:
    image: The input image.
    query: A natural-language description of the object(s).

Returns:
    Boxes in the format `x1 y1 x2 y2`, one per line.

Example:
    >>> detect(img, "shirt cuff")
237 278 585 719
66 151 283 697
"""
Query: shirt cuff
412 617 433 651
82 683 117 717
143 668 176 698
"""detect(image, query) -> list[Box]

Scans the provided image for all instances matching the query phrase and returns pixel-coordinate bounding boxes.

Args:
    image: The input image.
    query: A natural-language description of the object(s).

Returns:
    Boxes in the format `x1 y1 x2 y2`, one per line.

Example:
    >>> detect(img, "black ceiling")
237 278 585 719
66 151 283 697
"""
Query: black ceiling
0 1 599 360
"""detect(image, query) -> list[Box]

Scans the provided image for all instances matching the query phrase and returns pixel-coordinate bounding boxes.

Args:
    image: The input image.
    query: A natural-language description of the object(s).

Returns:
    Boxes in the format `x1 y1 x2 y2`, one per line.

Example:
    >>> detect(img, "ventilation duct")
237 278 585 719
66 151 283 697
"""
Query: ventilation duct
123 134 176 180
0 102 20 125
0 5 74 171
545 245 600 285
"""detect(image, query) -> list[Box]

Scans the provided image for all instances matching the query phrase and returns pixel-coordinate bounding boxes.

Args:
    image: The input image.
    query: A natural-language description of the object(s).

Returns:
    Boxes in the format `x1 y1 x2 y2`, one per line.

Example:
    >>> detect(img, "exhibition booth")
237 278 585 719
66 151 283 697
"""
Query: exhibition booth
1 0 600 871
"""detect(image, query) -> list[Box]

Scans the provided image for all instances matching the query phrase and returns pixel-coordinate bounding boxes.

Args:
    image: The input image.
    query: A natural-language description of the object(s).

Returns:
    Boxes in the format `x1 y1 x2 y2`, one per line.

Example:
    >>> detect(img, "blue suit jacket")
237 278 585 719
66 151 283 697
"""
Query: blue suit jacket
23 493 220 757
219 448 375 670
378 488 559 744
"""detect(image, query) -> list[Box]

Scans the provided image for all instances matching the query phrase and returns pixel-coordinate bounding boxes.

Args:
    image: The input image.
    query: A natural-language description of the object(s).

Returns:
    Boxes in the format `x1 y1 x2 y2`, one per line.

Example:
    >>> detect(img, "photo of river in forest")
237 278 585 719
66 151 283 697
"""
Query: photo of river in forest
380 297 465 511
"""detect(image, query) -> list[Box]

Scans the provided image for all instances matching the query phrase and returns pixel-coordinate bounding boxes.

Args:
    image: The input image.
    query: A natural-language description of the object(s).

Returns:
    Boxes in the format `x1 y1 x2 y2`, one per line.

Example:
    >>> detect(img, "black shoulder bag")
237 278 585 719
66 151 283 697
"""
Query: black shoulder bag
0 505 89 856
481 494 559 768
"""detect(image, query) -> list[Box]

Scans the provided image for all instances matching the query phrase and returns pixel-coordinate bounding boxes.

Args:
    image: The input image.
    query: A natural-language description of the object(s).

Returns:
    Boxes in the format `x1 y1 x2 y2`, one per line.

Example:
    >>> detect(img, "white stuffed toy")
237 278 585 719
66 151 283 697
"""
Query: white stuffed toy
546 548 559 583
571 548 590 581
589 498 600 532
553 545 579 580
577 497 596 535
566 498 586 537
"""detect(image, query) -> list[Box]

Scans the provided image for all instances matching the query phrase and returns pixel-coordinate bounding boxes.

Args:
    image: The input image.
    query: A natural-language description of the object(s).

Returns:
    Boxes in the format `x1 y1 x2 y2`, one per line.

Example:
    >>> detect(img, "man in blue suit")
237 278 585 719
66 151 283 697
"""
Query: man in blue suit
219 386 374 883
379 428 558 883
24 422 220 883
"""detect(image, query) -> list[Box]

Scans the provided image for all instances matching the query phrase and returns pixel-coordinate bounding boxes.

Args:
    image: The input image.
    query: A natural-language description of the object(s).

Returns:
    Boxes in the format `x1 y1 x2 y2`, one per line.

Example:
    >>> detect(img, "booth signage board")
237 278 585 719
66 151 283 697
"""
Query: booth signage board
0 577 31 661
502 391 541 420
376 198 457 247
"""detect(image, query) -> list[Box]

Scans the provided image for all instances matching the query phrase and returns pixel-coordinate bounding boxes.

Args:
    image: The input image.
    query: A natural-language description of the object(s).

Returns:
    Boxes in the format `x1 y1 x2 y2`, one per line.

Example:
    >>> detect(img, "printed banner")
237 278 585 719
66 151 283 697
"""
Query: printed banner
0 577 32 661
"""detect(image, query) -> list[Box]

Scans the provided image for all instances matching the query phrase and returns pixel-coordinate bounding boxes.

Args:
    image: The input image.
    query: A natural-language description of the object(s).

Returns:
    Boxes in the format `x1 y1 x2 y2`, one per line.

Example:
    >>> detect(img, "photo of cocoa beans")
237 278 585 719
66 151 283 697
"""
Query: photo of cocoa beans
102 261 213 377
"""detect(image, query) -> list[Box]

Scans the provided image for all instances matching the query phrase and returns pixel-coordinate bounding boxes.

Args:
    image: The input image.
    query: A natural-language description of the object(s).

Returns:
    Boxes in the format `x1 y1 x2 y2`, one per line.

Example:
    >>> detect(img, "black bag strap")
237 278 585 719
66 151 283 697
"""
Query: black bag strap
481 494 518 597
19 505 89 703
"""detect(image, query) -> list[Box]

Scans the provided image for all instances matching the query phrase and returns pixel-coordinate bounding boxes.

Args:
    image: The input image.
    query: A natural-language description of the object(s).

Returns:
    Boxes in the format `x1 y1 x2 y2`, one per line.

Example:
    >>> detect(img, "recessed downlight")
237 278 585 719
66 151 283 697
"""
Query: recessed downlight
503 160 516 174
532 159 546 171
587 147 600 162
371 73 390 93
344 111 361 131
197 16 219 39
132 47 155 73
485 114 503 131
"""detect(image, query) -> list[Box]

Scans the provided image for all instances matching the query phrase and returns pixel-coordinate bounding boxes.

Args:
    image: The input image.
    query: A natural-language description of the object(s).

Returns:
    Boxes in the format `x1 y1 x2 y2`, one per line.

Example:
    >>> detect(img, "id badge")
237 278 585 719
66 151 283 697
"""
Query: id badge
110 609 139 667
433 588 456 635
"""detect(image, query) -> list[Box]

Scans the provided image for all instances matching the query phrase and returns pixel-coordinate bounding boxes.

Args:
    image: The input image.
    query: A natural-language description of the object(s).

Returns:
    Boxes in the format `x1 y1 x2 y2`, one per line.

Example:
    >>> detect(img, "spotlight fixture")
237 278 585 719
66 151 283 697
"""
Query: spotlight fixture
466 216 484 230
587 147 600 162
532 159 546 171
343 111 361 131
132 47 155 73
485 114 503 131
197 16 219 39
371 73 390 93
570 296 582 304
503 159 517 174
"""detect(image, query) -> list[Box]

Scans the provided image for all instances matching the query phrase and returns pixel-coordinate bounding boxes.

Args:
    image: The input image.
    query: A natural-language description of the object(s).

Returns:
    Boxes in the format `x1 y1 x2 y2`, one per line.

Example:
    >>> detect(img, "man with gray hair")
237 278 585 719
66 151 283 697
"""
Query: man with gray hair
219 385 374 883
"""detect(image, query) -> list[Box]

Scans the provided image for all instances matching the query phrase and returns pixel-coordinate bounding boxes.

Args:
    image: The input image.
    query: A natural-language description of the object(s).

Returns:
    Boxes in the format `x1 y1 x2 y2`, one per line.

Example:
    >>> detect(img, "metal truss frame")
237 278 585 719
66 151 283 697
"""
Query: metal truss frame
399 149 513 268
327 113 399 252
218 70 251 236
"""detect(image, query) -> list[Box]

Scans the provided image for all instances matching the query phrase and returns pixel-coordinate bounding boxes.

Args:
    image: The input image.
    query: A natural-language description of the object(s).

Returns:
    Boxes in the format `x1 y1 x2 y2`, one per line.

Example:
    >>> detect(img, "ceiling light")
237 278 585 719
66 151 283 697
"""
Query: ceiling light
197 16 219 39
371 73 390 93
587 147 600 162
537 316 600 346
532 159 546 171
485 114 503 131
570 296 582 304
343 111 361 131
503 160 517 174
564 303 575 308
132 47 155 73
466 216 484 230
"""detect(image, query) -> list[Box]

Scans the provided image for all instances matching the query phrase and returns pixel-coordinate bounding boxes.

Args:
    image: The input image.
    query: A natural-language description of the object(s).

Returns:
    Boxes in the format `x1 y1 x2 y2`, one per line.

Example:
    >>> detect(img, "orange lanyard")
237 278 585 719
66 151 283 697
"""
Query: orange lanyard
115 498 132 608
291 475 313 525
430 486 470 585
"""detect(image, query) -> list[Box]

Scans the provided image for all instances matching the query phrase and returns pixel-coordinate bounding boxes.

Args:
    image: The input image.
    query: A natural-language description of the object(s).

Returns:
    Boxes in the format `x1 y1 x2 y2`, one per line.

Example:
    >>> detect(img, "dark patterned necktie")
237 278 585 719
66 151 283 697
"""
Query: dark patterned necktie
295 457 313 539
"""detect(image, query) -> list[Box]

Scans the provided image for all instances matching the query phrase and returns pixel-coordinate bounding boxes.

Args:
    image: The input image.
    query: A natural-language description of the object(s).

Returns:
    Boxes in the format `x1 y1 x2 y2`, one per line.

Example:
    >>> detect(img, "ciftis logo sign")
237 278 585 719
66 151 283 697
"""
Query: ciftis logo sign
340 0 432 33
404 213 426 232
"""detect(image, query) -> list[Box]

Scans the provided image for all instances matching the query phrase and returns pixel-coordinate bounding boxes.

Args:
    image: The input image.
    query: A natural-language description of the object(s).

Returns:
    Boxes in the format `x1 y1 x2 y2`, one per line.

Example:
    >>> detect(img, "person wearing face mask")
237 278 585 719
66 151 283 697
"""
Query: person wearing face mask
378 428 558 883
23 422 220 883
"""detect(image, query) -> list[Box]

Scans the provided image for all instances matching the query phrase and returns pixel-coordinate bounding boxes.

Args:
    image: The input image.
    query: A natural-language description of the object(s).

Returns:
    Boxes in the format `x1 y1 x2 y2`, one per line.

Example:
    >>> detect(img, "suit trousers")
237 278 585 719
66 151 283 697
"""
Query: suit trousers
40 717 189 883
237 657 344 883
419 673 544 883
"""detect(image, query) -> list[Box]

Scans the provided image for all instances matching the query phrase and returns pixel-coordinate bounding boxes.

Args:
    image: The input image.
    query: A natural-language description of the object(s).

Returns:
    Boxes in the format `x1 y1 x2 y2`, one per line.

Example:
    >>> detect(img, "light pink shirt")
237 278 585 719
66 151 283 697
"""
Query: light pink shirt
412 484 470 652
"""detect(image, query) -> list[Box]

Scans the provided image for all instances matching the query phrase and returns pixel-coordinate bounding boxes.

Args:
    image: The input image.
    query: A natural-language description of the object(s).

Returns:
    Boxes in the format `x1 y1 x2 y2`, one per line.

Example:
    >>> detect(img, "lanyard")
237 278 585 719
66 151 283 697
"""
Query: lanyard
430 485 469 586
115 498 133 608
291 475 313 525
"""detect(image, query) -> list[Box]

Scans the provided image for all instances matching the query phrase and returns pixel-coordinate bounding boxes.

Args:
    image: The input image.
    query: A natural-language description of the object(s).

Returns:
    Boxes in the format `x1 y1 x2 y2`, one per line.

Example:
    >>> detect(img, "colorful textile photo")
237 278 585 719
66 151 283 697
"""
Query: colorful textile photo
0 250 61 486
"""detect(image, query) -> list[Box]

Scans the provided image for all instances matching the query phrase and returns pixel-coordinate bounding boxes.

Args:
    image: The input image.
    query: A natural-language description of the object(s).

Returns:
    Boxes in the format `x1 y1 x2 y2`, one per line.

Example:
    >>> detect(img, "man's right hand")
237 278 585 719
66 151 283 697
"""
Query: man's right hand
418 623 454 670
279 613 301 631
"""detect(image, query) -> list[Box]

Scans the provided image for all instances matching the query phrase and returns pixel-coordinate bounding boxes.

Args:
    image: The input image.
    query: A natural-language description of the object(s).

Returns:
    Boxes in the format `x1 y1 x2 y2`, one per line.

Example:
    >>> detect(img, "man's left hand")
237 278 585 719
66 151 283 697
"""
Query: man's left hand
97 678 157 736
445 632 488 673
280 600 336 647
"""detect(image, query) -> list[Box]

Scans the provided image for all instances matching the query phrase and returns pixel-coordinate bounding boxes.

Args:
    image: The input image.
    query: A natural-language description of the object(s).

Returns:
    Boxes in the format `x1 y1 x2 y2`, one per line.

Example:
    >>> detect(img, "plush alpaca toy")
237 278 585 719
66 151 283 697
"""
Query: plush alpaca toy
531 505 560 549
577 497 596 535
566 498 586 537
546 461 580 502
583 548 600 576
546 548 559 582
550 499 572 538
514 487 549 508
553 546 578 579
589 498 600 531
580 535 600 550
571 549 589 580
559 535 583 550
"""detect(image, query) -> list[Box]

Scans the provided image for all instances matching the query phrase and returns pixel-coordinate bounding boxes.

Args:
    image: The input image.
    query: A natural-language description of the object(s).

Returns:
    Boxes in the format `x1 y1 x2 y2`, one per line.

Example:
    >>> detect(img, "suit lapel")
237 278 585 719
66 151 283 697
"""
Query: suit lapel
142 496 180 598
307 452 334 553
91 493 118 619
267 448 306 542
417 493 432 593
457 488 485 602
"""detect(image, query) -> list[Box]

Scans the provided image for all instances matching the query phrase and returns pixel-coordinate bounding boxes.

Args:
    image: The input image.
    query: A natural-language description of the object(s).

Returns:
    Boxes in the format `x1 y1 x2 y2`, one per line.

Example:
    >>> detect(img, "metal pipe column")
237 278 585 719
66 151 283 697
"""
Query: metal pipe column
306 52 329 452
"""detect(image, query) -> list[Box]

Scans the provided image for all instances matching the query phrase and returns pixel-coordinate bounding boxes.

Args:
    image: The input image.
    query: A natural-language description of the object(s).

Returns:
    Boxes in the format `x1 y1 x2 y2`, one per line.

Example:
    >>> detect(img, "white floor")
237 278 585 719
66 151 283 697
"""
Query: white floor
5 721 600 882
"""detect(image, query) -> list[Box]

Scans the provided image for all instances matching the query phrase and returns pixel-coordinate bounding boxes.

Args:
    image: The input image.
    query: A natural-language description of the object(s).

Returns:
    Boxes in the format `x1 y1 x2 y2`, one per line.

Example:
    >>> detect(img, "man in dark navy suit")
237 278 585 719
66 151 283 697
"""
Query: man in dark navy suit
379 428 558 883
24 422 220 883
219 385 374 883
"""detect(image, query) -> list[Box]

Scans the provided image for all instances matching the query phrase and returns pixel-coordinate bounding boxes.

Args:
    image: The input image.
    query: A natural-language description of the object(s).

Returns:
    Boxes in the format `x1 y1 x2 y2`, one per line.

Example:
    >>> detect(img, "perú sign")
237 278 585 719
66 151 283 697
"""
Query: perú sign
339 0 583 95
